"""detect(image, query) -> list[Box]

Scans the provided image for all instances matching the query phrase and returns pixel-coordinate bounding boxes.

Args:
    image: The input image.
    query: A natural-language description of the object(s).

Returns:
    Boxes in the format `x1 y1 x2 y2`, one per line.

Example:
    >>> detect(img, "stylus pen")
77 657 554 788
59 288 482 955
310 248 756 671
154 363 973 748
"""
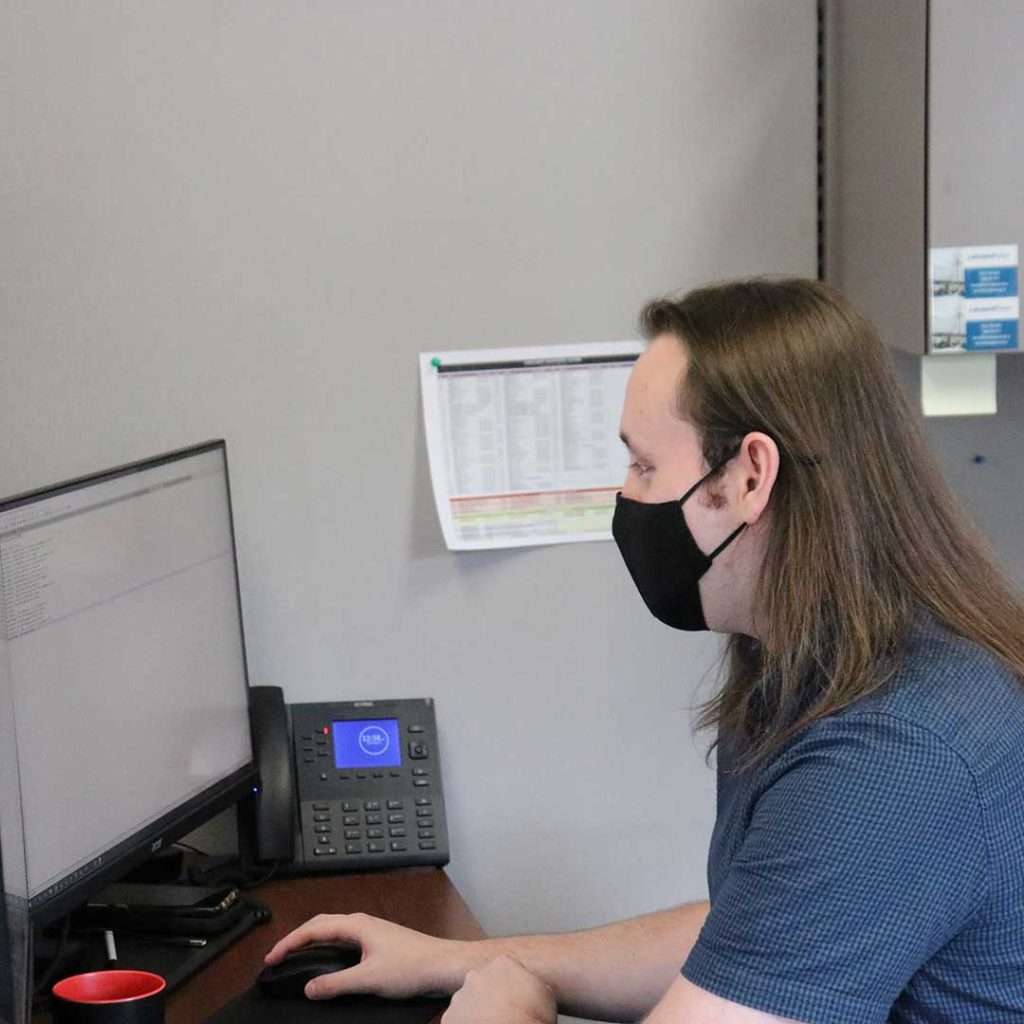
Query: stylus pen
104 929 118 965
160 937 207 948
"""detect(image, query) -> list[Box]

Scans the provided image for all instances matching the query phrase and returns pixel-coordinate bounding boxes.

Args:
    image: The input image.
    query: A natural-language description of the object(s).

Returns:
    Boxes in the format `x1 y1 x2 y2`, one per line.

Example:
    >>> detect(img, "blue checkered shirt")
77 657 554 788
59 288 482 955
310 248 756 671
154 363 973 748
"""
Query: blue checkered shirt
682 612 1024 1022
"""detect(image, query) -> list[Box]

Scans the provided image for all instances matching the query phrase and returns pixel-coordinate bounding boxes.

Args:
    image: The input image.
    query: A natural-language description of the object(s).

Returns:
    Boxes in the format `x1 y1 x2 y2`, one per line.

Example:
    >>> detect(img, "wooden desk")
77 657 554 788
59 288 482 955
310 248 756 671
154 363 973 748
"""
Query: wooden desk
169 868 485 1023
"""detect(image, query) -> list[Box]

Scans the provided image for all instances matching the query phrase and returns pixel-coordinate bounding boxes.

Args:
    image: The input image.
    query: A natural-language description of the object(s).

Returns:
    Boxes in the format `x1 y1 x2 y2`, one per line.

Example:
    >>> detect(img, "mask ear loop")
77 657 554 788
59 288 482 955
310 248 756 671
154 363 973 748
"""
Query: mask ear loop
682 441 747 559
708 522 746 559
677 446 741 507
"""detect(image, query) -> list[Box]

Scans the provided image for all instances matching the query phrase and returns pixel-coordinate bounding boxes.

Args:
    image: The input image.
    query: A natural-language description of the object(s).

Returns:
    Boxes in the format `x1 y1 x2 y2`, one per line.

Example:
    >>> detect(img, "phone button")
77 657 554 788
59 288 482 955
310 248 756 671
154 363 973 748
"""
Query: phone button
408 725 424 733
315 824 332 833
389 827 406 838
412 767 428 777
343 815 359 826
313 813 330 823
364 800 382 811
314 847 338 856
418 831 435 840
313 803 330 811
408 741 429 759
345 843 363 855
417 819 433 830
367 842 385 854
419 840 436 851
415 797 432 806
356 771 368 779
365 814 383 825
342 801 360 812
386 800 404 810
388 814 404 824
344 829 361 840
390 841 408 852
415 806 432 817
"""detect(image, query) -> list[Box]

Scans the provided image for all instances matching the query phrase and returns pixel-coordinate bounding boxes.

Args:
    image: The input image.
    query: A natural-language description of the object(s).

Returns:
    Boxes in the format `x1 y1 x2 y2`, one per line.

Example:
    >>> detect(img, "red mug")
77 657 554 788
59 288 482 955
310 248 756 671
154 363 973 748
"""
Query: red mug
51 970 165 1024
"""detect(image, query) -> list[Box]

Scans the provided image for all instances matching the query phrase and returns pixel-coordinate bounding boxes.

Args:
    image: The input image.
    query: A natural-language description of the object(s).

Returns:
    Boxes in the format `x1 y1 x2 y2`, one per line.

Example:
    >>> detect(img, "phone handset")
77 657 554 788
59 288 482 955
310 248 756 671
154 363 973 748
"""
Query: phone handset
247 685 298 864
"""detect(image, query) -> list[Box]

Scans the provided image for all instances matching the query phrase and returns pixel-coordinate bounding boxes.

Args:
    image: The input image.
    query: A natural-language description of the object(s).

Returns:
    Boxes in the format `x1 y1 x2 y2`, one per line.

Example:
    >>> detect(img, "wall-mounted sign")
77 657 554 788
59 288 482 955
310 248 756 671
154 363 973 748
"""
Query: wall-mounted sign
929 244 1019 353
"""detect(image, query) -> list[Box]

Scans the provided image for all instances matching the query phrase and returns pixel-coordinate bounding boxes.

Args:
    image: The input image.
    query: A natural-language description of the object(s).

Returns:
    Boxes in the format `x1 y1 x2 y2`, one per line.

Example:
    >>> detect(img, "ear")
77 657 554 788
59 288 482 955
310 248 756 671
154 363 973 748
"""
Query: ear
733 432 779 525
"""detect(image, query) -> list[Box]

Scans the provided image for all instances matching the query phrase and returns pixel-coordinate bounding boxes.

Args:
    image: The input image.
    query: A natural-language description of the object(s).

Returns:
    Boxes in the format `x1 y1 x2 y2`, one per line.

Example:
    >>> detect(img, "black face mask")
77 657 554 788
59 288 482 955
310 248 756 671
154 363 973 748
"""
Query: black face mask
612 455 745 631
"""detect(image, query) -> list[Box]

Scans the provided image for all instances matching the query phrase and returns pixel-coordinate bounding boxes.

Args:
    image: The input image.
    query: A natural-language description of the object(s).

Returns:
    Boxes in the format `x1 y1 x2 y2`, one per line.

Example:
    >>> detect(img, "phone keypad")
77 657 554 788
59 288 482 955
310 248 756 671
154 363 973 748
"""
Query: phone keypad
305 795 441 861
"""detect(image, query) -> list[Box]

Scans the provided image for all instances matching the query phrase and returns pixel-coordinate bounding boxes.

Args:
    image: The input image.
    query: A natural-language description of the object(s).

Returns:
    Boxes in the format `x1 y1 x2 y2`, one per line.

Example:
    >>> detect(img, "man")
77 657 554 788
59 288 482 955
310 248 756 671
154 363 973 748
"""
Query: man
265 280 1024 1022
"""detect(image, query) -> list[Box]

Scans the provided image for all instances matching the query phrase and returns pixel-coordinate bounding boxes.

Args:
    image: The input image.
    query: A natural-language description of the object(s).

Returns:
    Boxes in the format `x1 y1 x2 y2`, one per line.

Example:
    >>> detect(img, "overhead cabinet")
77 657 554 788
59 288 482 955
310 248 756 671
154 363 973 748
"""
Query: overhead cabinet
825 0 1022 356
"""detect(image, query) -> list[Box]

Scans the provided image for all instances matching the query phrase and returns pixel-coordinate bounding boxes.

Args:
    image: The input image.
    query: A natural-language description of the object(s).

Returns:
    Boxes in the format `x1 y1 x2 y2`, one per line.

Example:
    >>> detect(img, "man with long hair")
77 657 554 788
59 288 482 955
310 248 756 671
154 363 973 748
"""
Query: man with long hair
266 280 1024 1023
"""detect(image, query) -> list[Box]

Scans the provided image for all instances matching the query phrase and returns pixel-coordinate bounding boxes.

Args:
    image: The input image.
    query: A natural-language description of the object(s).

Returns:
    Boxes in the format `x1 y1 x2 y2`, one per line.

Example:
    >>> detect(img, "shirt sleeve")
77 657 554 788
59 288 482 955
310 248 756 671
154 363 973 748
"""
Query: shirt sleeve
681 712 987 1024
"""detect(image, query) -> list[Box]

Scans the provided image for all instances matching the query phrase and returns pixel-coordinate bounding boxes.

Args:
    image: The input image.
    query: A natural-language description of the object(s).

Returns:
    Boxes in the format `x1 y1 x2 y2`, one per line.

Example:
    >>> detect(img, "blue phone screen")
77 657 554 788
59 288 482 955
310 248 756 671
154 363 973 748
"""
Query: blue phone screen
332 718 402 769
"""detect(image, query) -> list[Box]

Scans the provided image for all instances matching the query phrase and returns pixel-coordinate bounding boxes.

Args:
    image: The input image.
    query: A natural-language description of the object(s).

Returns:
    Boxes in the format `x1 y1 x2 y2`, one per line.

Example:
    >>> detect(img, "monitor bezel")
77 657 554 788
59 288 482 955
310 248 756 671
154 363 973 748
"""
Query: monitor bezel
0 840 15 1023
0 440 258 927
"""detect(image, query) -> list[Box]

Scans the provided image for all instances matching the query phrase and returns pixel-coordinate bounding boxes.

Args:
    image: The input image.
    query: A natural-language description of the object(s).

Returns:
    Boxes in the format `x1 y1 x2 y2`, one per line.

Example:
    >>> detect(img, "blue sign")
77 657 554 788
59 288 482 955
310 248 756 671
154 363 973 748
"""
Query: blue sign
964 266 1018 299
333 718 402 769
965 320 1019 351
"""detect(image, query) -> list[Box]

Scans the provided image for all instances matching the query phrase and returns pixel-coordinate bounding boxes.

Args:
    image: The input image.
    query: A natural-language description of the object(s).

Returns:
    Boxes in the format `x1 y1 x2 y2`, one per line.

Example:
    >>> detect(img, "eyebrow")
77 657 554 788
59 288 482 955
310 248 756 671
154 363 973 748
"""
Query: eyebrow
619 431 653 460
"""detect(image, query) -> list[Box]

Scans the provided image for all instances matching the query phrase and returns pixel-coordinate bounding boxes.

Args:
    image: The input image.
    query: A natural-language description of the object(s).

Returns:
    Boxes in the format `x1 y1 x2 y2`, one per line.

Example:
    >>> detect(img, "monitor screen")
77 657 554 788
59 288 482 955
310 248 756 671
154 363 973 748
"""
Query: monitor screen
0 442 255 923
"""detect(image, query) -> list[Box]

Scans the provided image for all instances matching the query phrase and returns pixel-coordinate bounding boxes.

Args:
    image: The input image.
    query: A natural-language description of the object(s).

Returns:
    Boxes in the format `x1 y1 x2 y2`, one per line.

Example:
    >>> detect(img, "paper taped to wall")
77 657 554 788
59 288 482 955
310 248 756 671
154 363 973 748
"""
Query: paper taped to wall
420 342 642 550
920 353 997 417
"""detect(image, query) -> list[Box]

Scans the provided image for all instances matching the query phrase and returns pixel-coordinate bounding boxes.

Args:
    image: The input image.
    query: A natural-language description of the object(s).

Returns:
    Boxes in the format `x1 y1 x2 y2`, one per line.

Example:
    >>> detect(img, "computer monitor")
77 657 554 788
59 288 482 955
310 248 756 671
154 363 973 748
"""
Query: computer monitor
0 441 257 926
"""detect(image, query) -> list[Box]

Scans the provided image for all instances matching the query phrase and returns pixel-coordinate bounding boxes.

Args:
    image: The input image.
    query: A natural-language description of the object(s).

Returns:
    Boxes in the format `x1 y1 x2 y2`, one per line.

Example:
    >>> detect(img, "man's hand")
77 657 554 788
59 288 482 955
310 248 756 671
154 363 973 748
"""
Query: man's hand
264 912 465 1000
442 955 557 1024
263 900 713 1019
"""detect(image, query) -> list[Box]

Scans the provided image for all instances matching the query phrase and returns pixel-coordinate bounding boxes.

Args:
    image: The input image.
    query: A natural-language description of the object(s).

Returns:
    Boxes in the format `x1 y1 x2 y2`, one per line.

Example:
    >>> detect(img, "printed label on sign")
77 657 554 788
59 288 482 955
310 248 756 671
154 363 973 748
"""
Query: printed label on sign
930 244 1019 353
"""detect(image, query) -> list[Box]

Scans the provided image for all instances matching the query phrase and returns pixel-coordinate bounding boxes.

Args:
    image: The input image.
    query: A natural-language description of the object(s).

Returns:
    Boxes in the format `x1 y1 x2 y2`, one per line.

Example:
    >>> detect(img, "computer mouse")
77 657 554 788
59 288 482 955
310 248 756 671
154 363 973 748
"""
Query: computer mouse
256 944 362 999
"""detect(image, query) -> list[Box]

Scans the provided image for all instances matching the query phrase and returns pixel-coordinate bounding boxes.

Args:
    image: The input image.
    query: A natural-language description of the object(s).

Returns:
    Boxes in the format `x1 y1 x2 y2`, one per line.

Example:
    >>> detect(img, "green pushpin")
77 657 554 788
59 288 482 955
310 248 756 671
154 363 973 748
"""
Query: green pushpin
431 357 442 368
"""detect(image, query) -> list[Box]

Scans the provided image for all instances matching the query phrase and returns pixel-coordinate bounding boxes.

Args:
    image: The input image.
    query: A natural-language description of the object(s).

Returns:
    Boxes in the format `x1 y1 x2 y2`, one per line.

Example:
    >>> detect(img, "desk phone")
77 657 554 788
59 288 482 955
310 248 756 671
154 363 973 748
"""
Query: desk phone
247 687 449 873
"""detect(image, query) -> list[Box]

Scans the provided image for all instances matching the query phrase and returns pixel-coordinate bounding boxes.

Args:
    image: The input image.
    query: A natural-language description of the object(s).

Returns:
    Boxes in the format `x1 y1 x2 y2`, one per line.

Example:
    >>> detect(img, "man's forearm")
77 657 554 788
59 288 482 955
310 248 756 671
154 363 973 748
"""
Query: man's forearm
456 901 710 1022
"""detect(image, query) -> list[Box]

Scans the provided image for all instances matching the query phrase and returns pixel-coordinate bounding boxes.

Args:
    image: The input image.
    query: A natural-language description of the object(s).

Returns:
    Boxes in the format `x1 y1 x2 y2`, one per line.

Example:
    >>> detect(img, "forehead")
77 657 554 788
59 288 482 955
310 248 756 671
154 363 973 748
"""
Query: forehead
621 334 689 443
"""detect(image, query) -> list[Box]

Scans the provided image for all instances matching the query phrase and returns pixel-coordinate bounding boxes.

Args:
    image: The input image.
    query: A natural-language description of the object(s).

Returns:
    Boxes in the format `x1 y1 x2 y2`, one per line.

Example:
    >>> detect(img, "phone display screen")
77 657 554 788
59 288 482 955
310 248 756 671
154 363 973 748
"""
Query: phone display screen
332 718 402 769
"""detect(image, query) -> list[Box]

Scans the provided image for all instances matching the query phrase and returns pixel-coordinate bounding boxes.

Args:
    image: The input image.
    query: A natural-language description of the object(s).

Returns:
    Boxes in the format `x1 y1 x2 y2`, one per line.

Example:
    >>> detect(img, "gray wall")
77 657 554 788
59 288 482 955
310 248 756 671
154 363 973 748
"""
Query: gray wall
0 0 817 968
899 354 1024 588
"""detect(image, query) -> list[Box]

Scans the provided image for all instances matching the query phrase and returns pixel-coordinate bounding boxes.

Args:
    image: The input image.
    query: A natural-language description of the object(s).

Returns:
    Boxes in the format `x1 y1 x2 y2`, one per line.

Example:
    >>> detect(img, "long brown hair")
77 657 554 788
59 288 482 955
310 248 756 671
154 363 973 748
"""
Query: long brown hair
640 278 1024 767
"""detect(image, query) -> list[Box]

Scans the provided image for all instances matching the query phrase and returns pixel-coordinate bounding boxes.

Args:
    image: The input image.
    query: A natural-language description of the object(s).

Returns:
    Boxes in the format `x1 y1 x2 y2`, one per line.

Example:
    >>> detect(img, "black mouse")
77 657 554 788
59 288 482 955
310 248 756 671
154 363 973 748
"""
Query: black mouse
257 945 362 999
